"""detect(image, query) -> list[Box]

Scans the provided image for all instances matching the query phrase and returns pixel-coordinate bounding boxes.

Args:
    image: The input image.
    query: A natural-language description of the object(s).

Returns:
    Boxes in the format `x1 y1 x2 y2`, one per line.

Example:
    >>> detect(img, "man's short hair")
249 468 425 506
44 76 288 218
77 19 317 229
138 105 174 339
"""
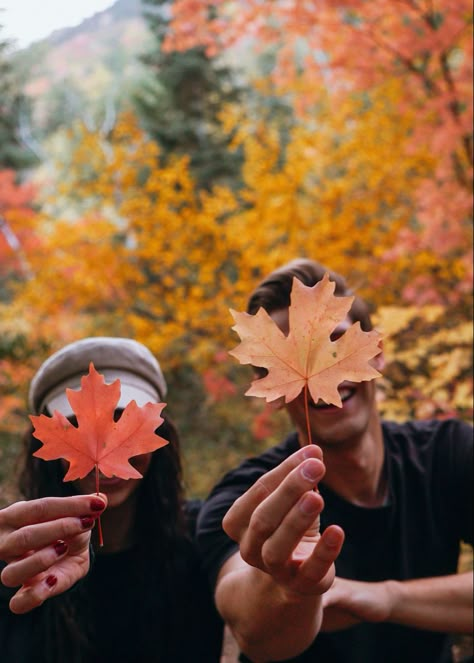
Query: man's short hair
247 258 373 331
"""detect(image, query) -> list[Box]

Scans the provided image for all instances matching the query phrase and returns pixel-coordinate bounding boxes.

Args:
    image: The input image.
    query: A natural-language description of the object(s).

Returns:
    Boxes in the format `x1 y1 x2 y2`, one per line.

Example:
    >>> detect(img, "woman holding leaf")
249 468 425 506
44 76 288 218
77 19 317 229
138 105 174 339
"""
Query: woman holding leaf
0 337 223 663
196 259 473 663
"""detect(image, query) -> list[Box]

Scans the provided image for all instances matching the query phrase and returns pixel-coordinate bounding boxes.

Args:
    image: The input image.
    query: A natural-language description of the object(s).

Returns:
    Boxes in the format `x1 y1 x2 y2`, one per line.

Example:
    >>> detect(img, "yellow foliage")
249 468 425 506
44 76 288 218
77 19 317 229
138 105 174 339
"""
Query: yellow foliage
3 94 472 439
376 305 473 422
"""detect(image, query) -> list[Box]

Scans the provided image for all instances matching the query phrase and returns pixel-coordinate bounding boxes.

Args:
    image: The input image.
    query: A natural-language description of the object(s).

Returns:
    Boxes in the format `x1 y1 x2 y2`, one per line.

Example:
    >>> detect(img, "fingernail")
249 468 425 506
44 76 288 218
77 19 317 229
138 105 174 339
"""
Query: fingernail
90 498 105 511
301 459 321 482
45 575 57 588
54 540 68 556
80 516 94 529
325 528 342 547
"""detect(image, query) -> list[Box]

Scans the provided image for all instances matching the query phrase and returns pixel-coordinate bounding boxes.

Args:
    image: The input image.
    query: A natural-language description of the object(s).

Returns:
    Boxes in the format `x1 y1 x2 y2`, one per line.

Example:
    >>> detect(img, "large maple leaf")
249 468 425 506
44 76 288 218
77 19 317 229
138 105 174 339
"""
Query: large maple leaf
30 363 168 482
229 273 382 407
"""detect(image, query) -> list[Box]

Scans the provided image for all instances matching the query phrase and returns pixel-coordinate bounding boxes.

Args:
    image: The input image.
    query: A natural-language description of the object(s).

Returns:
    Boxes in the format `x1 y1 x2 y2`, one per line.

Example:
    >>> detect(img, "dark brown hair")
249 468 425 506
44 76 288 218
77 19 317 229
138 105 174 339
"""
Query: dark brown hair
247 258 373 331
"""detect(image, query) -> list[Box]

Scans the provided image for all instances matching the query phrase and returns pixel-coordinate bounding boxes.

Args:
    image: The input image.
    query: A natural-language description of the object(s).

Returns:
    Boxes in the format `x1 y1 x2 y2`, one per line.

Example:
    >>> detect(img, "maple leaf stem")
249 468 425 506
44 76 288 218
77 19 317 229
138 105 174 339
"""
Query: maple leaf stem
95 464 104 547
304 382 320 535
303 382 313 446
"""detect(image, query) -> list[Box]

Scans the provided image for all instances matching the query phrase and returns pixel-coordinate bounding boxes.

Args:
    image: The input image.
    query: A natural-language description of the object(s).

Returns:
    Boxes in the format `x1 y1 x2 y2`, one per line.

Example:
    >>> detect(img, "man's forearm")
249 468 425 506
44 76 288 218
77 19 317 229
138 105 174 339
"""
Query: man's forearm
323 572 473 635
387 572 473 634
216 557 323 662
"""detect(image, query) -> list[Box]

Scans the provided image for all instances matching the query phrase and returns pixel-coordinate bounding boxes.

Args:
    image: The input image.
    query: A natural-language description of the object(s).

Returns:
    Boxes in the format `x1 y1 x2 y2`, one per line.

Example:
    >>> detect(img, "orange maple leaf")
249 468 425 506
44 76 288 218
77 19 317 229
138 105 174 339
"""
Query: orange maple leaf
30 363 168 482
229 274 382 407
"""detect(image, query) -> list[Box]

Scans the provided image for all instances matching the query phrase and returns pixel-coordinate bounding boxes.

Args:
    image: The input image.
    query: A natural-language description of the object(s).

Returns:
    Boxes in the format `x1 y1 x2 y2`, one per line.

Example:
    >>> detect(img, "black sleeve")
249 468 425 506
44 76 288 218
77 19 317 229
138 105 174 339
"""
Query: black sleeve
437 419 473 545
196 436 298 588
183 498 203 538
0 561 14 602
196 480 240 589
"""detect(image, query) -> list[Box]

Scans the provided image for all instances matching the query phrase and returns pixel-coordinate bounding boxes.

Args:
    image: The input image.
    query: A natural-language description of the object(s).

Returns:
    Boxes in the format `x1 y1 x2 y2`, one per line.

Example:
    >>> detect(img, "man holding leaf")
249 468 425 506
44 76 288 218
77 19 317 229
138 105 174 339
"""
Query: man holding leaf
196 259 473 663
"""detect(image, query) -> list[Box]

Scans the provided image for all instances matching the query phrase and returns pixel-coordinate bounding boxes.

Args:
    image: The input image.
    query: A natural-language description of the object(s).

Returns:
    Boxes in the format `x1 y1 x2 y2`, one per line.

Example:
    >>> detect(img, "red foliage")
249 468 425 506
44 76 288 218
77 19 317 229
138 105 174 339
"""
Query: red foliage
0 170 36 276
202 368 237 402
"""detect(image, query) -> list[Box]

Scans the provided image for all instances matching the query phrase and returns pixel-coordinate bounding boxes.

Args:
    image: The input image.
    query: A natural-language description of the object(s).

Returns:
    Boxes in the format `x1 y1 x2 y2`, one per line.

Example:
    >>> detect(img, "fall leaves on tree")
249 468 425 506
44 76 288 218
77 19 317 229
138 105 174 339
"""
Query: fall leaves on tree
0 2 471 496
165 0 473 305
0 170 36 280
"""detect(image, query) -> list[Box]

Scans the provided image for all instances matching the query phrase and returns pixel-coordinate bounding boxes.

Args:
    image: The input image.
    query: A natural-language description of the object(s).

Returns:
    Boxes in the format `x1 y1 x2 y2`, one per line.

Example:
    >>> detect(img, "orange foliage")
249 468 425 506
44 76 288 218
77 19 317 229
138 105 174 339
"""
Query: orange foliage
166 0 473 304
2 103 470 447
376 305 473 422
166 1 473 161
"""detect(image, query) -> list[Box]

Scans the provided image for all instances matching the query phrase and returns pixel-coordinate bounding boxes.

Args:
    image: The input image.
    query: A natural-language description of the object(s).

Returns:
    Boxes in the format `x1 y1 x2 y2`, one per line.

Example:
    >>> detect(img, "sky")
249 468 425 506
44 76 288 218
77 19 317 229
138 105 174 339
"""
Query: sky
0 0 115 48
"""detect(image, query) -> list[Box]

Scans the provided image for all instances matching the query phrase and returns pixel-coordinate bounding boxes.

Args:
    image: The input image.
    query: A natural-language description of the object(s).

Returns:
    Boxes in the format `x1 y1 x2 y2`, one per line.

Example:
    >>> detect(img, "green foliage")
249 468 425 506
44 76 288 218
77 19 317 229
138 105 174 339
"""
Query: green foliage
0 27 36 170
0 431 22 506
135 0 244 189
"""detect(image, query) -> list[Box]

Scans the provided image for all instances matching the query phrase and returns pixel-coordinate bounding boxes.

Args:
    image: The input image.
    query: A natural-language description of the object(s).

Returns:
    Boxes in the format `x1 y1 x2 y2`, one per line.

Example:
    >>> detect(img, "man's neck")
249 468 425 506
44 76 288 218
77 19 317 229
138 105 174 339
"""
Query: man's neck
319 419 386 507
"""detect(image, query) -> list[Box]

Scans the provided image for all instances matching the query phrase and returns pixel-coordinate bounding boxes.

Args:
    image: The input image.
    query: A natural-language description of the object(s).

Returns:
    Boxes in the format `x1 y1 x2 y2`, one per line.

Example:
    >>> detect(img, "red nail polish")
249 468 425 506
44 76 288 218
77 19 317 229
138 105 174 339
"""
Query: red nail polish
54 540 68 556
45 575 57 588
80 516 94 528
90 498 105 511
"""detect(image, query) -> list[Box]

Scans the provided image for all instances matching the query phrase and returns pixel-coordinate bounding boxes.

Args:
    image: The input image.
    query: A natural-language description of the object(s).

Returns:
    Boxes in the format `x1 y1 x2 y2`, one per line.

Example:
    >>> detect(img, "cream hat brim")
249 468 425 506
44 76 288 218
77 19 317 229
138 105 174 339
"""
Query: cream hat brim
41 369 161 418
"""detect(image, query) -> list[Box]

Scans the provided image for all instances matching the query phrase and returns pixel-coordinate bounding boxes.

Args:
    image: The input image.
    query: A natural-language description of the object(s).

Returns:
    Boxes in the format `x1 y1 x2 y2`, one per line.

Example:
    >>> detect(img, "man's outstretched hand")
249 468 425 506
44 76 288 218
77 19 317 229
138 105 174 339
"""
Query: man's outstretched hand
216 445 344 661
223 444 344 598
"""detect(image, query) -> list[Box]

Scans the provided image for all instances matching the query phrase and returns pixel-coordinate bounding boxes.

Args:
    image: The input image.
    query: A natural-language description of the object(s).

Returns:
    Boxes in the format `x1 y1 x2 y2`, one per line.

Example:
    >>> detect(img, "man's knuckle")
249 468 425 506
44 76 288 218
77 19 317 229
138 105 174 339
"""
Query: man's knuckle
254 476 272 501
261 546 281 570
222 512 238 540
249 510 273 540
239 538 260 567
0 565 16 587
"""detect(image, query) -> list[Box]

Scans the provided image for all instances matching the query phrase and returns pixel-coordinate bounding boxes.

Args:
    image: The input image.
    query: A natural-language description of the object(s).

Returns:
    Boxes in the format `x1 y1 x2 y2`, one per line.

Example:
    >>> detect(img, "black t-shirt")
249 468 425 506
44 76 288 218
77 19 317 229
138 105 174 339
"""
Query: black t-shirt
0 500 223 663
196 419 473 663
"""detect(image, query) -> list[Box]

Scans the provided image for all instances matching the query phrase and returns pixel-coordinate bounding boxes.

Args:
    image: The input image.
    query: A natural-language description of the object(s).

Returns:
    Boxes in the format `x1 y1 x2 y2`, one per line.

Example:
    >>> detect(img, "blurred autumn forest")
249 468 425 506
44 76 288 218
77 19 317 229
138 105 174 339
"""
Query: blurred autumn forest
0 0 472 507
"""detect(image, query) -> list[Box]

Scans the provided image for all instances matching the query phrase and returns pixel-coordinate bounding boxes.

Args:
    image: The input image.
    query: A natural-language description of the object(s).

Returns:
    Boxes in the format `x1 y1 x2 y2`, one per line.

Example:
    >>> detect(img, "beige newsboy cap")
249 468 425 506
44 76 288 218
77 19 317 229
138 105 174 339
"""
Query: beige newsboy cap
29 337 167 417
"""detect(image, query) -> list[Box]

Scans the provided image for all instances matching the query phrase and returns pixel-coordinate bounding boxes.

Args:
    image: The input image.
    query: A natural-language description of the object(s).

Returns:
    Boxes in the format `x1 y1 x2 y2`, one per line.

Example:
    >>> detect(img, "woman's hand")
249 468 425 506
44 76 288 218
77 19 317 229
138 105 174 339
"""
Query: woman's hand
0 494 106 614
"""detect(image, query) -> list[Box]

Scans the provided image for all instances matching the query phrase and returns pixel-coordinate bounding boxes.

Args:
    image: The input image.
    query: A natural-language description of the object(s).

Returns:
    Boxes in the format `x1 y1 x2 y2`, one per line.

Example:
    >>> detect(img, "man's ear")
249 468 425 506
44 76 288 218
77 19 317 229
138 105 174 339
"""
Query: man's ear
269 396 286 411
373 339 385 372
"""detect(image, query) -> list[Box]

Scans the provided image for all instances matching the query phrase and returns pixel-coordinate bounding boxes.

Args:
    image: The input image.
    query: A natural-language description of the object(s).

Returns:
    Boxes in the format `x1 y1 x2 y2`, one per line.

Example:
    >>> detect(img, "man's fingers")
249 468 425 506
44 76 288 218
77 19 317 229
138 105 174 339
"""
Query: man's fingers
0 494 107 530
224 446 324 542
260 491 324 571
236 458 325 568
293 525 345 595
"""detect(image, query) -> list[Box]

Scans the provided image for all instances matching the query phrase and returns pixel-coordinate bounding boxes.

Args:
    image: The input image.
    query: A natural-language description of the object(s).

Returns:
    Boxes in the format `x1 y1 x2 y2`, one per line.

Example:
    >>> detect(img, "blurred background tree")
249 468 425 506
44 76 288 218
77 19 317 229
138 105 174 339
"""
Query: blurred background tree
135 0 245 189
0 0 471 505
0 25 36 169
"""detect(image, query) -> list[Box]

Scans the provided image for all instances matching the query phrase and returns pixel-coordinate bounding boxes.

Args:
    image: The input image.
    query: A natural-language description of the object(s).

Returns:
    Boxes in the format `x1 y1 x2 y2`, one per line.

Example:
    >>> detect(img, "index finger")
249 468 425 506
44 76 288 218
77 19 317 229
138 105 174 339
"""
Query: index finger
0 494 107 529
223 445 323 538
